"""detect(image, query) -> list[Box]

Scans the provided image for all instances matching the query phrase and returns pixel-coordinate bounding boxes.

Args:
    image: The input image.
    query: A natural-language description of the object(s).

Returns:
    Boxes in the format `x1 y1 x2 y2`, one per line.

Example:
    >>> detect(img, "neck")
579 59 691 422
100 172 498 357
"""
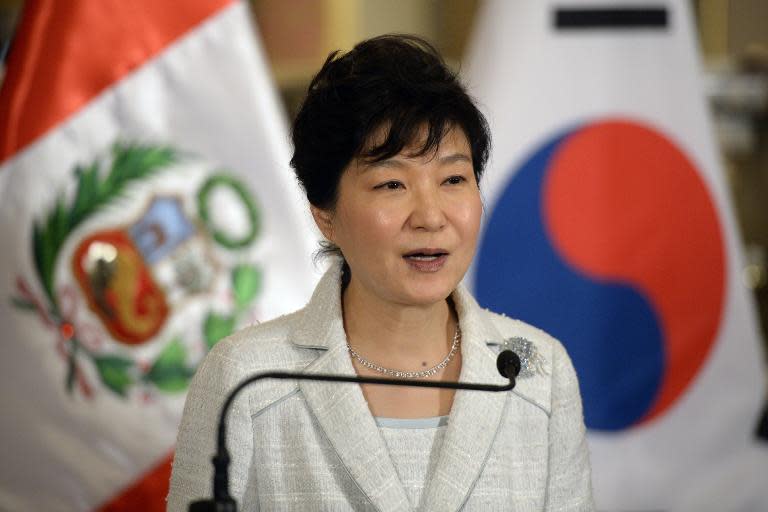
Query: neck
341 277 458 367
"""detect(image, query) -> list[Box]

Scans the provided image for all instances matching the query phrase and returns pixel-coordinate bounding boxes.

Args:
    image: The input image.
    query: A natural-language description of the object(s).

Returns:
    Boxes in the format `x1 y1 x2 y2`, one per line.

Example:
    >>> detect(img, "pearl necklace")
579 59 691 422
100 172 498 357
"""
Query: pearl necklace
347 324 461 379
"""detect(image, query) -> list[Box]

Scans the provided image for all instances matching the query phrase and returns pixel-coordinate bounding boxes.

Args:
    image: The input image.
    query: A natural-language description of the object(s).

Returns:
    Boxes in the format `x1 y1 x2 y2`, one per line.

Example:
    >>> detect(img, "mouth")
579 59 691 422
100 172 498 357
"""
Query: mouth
402 249 449 271
403 248 449 260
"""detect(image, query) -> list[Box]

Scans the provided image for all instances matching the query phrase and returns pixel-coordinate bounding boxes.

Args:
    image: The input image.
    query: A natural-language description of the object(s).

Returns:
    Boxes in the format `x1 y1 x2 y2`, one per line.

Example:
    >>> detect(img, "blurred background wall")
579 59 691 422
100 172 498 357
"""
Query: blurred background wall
1 0 765 344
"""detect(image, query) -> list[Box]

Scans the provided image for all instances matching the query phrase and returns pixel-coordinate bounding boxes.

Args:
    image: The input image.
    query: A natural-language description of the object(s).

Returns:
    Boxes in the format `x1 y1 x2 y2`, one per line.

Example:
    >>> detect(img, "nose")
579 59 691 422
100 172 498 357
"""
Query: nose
409 187 446 231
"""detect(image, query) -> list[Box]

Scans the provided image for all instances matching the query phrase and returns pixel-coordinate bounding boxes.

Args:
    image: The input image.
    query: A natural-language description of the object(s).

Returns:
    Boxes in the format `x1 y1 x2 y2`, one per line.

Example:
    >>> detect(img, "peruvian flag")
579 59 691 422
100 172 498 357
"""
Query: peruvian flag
465 0 768 510
0 1 317 510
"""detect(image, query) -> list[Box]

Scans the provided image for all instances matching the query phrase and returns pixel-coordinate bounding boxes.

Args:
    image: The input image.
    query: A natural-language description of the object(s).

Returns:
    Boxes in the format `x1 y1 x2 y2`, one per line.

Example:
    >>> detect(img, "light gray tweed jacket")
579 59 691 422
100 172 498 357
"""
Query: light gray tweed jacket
167 262 594 511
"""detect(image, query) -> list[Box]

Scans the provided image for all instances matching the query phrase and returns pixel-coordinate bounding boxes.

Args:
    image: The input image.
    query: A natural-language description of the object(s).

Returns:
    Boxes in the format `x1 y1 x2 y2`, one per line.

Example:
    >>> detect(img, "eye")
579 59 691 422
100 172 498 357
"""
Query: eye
374 180 404 191
444 175 466 185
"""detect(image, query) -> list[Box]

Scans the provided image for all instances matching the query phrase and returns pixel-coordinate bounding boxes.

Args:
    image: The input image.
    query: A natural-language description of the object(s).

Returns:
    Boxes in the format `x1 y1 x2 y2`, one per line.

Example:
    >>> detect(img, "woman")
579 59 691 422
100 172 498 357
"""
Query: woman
168 35 593 511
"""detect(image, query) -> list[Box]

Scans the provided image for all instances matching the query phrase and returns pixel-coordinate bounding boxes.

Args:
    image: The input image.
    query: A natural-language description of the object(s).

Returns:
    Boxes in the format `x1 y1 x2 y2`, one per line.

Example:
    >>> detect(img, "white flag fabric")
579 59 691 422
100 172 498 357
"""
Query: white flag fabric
465 0 768 510
0 1 317 510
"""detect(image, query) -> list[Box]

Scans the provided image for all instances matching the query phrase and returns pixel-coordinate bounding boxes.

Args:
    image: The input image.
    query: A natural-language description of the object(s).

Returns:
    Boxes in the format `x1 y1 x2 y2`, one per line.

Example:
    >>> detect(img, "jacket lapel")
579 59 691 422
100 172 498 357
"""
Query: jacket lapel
420 286 511 512
289 263 411 512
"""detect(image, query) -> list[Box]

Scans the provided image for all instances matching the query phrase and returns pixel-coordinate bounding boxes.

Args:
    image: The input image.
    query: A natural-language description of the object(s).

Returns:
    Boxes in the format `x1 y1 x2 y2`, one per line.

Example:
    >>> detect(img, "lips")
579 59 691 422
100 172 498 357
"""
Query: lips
403 249 449 272
403 248 448 258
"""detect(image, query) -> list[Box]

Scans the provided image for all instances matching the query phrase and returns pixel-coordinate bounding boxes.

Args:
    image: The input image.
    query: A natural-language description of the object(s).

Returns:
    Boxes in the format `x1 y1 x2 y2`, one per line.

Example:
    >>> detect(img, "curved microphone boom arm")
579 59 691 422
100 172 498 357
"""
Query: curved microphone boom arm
190 350 522 512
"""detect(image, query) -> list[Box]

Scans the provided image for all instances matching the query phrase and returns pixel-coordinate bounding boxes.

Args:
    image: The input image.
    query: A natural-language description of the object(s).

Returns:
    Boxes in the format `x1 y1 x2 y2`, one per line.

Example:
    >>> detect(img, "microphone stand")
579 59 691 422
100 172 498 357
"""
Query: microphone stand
190 350 522 512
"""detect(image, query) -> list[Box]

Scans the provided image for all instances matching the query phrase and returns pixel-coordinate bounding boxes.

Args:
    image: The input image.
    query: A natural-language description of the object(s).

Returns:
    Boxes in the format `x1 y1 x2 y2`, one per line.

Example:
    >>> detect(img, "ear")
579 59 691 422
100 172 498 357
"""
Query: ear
310 205 335 241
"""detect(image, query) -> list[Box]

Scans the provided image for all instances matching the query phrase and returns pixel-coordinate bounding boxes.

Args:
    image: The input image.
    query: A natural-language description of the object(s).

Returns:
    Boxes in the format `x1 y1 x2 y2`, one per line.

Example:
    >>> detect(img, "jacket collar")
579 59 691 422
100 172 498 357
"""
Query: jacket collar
420 272 510 511
288 261 512 512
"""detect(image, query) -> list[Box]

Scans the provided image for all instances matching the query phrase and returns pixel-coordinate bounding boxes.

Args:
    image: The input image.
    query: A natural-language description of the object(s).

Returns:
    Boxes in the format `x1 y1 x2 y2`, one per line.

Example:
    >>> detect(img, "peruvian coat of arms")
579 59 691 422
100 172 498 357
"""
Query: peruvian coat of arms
11 142 264 399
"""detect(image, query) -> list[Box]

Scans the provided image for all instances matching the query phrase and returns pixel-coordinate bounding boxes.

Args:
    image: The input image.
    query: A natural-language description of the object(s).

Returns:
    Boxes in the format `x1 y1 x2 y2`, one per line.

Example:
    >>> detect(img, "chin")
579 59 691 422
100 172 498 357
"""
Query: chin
385 259 468 306
400 281 457 307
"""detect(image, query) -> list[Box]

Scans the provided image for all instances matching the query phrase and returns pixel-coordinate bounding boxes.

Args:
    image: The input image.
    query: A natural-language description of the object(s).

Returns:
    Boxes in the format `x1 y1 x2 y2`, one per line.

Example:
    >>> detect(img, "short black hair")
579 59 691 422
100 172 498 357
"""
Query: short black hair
290 34 491 210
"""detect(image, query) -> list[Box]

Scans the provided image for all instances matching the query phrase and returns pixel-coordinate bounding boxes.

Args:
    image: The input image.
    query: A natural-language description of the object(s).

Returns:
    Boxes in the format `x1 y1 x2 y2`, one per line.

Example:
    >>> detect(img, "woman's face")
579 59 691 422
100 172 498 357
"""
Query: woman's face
312 126 482 309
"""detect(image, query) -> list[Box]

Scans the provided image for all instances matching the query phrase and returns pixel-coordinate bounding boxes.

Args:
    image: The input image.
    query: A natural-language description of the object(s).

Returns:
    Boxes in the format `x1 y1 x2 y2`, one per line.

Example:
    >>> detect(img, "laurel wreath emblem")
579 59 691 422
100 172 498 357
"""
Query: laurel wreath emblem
10 142 262 398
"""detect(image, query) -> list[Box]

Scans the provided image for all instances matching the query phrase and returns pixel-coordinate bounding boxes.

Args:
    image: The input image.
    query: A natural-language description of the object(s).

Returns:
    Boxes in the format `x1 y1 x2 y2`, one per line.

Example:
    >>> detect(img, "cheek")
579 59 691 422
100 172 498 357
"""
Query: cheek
336 203 400 251
365 210 402 248
456 196 483 241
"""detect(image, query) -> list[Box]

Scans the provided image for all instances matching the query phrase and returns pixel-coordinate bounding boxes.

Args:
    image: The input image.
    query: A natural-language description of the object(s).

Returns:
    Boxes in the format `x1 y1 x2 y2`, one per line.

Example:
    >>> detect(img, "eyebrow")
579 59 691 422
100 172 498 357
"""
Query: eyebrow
438 153 472 165
362 152 472 170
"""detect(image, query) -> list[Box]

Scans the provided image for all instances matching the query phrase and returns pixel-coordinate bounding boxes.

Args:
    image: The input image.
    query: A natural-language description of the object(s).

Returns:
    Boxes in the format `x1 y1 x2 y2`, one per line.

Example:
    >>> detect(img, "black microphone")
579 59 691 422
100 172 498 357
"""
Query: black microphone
189 350 522 512
497 349 522 379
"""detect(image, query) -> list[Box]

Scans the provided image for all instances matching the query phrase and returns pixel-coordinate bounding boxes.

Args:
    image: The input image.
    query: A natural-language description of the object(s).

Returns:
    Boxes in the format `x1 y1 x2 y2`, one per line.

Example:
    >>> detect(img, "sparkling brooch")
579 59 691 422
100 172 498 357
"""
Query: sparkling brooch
501 337 549 378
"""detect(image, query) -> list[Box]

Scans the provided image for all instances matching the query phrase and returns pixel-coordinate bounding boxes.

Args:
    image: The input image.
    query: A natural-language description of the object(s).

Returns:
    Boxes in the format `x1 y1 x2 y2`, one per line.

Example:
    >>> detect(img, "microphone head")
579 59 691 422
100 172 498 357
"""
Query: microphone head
497 350 521 379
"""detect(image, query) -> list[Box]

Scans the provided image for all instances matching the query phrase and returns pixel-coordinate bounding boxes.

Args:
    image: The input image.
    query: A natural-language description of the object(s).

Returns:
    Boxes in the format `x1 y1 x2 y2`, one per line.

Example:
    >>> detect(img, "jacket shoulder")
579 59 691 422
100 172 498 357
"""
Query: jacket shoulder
197 309 318 413
482 309 570 362
208 310 316 371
